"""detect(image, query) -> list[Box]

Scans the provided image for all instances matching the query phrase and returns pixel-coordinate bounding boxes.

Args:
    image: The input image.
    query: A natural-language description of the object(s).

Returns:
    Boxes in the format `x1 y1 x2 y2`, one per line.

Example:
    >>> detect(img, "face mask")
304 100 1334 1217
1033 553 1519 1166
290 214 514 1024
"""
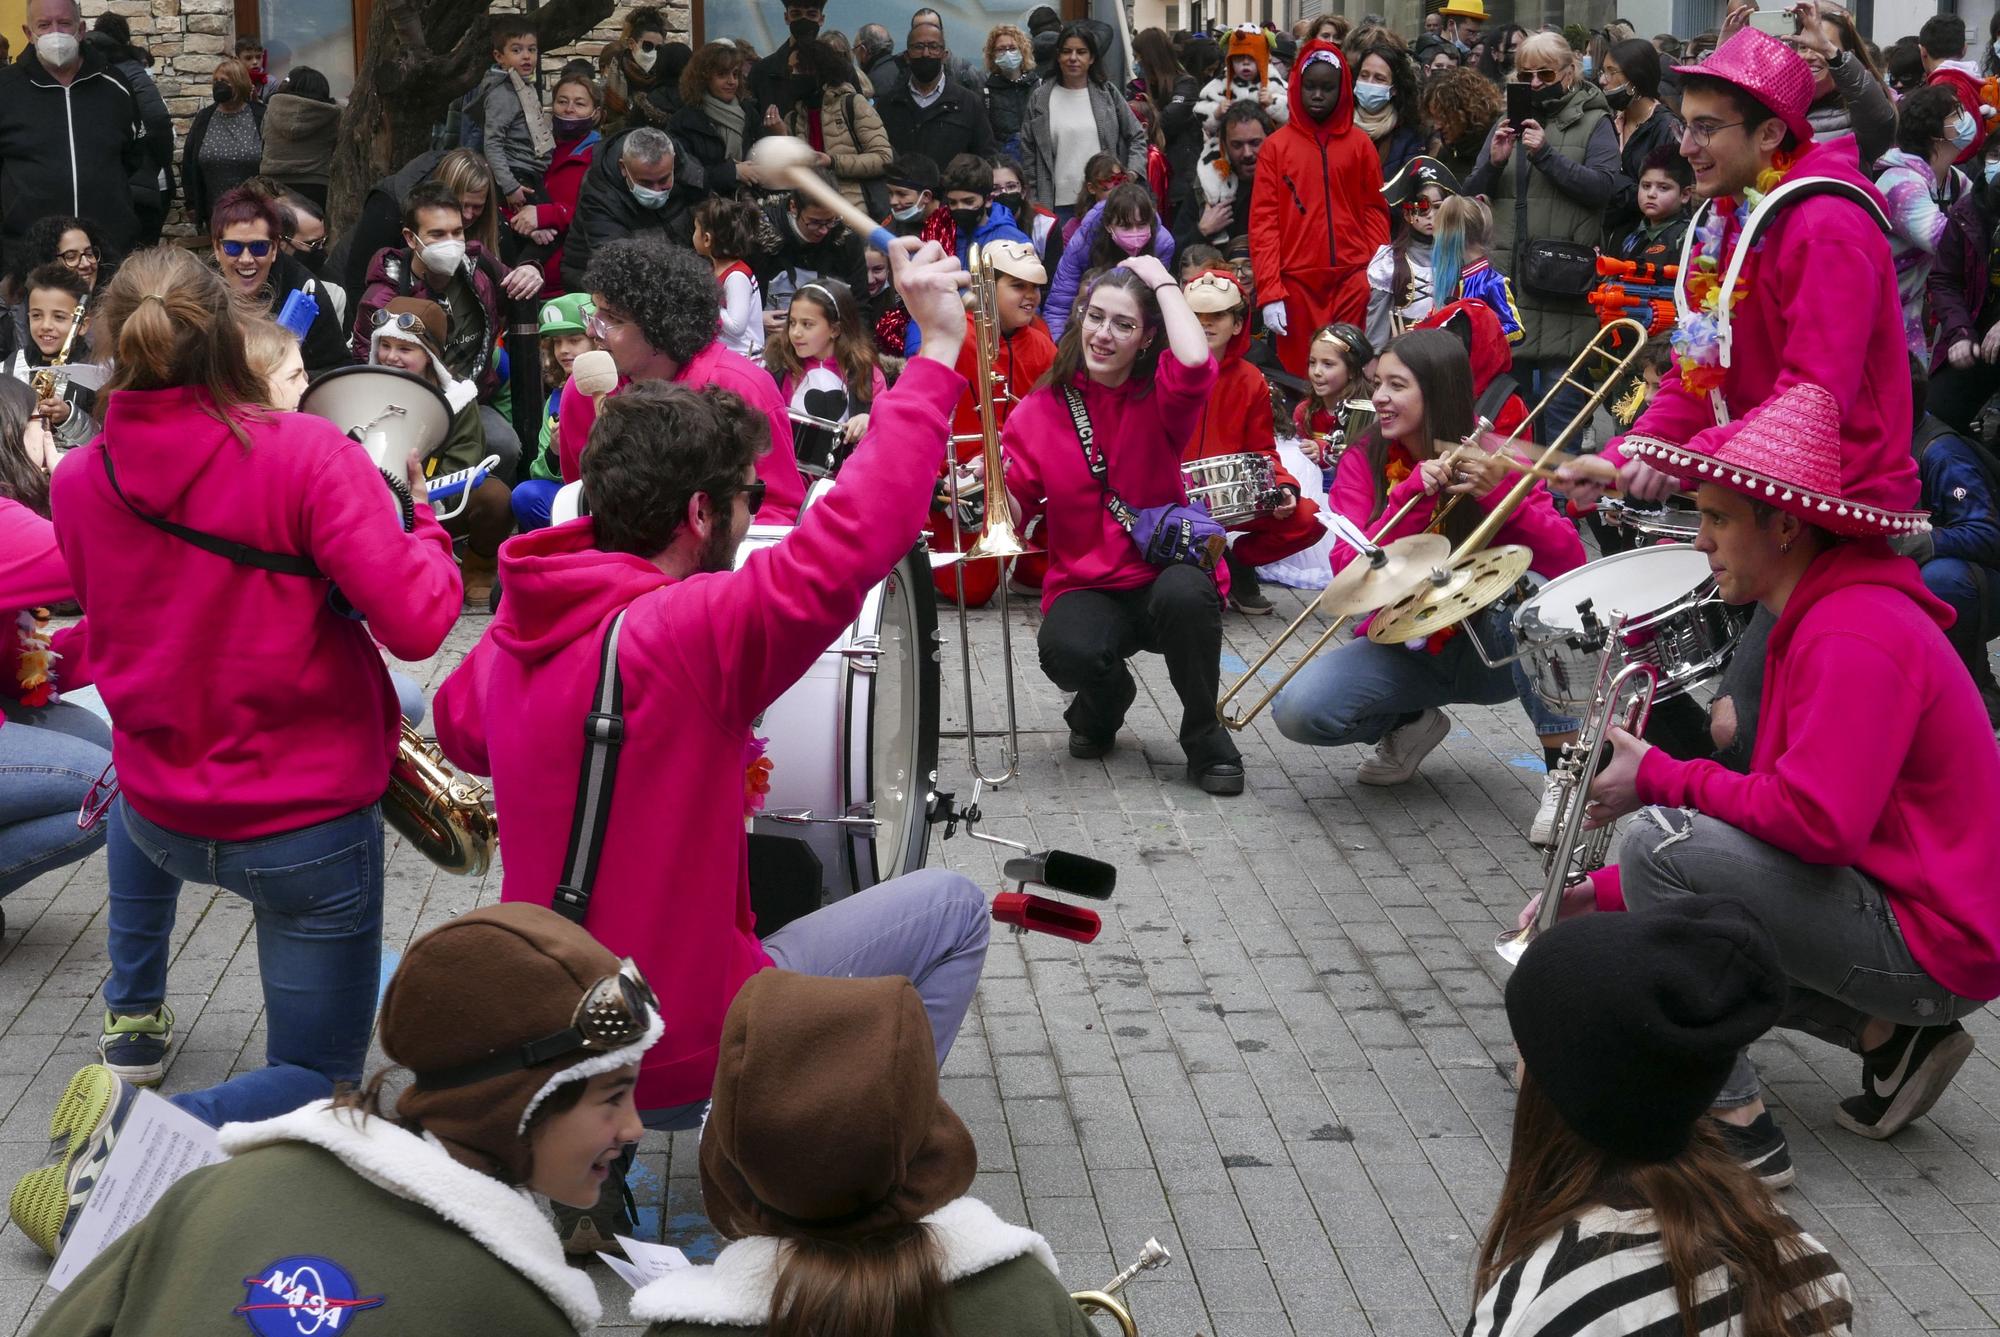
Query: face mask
995 50 1023 73
1951 112 1979 152
1110 225 1152 254
795 78 822 104
950 206 985 234
212 81 232 103
419 238 466 273
1530 82 1567 114
34 32 78 68
1352 82 1393 112
789 17 821 43
1992 37 2000 60
631 43 658 72
907 55 944 85
1579 55 1594 78
296 248 327 277
1602 83 1634 113
630 182 671 209
891 201 926 222
1986 158 2000 185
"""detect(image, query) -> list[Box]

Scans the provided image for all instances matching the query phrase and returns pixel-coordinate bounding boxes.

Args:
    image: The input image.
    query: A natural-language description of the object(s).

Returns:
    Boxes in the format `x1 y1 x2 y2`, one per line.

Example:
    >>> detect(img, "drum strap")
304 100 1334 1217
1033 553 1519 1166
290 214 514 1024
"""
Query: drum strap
552 610 628 925
100 448 324 579
1063 386 1138 532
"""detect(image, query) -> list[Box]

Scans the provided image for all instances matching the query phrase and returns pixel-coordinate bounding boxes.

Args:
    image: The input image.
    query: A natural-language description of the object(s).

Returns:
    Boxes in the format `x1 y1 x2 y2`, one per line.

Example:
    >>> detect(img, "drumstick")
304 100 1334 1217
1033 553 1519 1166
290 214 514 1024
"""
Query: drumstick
749 137 898 253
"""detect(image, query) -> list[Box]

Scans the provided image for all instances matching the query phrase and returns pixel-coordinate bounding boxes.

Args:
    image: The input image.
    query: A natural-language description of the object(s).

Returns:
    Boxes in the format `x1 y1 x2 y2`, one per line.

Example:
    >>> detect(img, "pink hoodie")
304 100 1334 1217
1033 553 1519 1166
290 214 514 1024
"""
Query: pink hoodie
50 389 462 839
434 357 965 1110
1633 543 2000 1001
0 500 88 709
555 340 806 524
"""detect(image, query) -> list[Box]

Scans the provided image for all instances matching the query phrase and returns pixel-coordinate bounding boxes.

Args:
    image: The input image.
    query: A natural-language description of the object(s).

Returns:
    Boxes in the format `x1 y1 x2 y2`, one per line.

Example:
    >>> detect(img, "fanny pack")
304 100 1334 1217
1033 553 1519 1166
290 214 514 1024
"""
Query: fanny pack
1062 386 1223 573
1512 154 1598 299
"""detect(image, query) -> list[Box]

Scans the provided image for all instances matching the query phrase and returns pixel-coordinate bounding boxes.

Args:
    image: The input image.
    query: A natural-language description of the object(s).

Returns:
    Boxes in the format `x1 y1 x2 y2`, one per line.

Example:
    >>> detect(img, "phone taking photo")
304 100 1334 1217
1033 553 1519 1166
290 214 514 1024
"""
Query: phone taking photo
1747 7 1798 36
1506 81 1533 128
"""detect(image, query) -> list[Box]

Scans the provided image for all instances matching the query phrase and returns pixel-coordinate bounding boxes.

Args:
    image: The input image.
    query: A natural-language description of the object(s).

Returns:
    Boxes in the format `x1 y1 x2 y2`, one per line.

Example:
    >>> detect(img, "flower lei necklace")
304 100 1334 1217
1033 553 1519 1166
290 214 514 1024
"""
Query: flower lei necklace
1672 149 1797 396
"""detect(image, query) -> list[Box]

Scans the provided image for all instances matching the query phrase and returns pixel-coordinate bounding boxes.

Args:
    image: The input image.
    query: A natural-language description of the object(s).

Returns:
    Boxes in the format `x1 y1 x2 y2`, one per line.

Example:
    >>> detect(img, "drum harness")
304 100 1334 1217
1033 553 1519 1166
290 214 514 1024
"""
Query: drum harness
552 610 630 925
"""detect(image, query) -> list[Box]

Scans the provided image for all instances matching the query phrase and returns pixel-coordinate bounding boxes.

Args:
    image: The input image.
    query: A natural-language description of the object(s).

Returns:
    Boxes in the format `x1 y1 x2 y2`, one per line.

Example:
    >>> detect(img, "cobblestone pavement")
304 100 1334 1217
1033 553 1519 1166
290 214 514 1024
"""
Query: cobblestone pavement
3 589 1998 1336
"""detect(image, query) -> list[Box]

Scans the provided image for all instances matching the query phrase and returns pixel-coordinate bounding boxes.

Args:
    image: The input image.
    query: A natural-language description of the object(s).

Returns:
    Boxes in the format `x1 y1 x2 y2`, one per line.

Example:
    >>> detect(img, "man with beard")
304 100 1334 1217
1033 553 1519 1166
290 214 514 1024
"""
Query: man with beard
433 237 990 1182
1175 100 1272 256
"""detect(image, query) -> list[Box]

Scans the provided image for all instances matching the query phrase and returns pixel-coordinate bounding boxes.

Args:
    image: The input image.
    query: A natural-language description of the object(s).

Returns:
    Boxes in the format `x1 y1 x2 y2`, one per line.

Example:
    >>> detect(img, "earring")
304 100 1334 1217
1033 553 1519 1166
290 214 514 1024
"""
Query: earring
1779 539 1793 554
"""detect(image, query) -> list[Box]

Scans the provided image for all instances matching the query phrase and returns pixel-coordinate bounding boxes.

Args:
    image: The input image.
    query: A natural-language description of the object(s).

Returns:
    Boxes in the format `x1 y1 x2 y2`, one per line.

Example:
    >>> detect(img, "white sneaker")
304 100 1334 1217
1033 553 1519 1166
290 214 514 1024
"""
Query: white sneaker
1356 708 1451 785
1529 776 1565 846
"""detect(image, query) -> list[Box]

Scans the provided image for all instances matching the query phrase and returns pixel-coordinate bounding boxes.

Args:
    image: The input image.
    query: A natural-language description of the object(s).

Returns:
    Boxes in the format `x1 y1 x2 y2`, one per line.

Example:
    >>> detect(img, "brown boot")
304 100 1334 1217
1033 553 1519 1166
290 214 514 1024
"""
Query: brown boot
460 550 498 612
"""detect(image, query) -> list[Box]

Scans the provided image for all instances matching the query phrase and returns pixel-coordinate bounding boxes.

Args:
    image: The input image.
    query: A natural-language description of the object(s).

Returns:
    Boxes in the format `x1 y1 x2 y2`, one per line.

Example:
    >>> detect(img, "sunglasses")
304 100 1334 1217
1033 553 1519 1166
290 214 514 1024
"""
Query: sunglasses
287 234 328 253
414 959 659 1091
1514 68 1563 86
729 479 768 516
1401 196 1443 216
639 38 660 52
219 239 274 258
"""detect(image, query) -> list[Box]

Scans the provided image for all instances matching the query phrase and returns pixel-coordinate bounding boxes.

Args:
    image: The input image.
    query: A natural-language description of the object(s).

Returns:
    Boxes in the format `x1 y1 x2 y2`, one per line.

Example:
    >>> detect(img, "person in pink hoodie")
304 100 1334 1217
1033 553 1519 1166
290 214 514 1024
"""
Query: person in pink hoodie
1272 328 1584 833
554 235 806 524
431 236 988 1254
40 249 462 1141
1541 382 2000 1185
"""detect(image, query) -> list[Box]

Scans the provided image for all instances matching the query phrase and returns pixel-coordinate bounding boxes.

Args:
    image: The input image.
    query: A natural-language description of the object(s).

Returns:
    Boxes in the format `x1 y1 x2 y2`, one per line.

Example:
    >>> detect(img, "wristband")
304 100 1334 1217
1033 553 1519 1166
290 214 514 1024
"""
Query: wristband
1151 282 1176 292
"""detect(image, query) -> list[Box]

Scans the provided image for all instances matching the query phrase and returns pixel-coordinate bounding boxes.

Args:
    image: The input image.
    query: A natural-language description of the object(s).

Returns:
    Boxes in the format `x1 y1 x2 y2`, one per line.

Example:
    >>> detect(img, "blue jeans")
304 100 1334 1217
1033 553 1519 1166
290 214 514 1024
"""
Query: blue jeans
1273 597 1581 747
512 479 561 532
0 701 111 899
1920 557 2000 675
105 798 386 1127
389 669 427 728
639 868 991 1129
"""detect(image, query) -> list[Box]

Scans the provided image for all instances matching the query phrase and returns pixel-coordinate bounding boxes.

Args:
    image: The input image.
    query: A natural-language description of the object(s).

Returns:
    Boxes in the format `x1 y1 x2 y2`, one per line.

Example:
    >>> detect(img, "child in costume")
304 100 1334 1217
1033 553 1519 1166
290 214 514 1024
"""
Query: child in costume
1367 155 1459 350
512 293 595 532
1431 195 1522 346
1294 322 1375 478
1192 26 1290 213
1591 146 1693 351
766 279 886 472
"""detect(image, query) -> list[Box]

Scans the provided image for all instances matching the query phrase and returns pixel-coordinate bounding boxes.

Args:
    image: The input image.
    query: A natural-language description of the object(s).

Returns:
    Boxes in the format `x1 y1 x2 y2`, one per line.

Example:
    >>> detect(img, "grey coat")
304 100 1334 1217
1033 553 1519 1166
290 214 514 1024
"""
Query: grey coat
1017 79 1146 208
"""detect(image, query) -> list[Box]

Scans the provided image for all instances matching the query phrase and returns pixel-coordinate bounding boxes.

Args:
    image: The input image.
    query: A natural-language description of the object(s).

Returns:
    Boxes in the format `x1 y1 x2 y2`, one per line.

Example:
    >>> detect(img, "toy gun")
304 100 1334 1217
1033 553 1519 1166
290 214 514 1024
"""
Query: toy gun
1590 255 1678 337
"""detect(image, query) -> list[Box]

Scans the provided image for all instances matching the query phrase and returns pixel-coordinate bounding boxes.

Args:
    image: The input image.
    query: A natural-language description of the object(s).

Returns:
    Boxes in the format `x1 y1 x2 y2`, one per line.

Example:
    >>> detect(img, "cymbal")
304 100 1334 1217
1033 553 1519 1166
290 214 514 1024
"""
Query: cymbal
1316 533 1451 618
1366 544 1534 644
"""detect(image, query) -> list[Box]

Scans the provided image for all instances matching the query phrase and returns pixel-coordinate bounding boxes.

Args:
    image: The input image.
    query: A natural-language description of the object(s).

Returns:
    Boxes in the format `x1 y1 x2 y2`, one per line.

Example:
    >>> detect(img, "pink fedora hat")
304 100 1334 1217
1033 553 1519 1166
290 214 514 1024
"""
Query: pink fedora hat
1675 28 1815 146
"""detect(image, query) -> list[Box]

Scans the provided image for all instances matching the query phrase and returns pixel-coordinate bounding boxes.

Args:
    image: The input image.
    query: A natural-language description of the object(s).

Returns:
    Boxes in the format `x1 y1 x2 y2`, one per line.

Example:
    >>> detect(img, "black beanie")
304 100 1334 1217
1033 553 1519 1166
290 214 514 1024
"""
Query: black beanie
1505 898 1786 1163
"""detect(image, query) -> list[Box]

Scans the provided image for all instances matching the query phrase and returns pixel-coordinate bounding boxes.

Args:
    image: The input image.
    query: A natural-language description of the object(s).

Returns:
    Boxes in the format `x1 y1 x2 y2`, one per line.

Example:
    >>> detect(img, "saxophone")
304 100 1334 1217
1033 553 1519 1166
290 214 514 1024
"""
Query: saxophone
32 296 88 415
387 723 498 876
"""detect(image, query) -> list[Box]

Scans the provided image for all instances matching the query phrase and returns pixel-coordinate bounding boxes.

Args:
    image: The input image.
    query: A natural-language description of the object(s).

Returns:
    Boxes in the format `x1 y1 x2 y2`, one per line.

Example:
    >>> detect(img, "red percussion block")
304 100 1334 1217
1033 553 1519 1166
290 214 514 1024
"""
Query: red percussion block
991 891 1101 943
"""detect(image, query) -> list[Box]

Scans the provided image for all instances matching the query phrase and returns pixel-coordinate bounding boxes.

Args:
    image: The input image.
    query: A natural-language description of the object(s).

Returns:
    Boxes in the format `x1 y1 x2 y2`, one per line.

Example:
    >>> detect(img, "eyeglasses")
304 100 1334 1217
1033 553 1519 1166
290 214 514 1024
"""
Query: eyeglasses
1081 307 1143 339
57 246 99 266
413 958 659 1091
907 41 946 55
219 239 274 258
794 211 837 234
1513 67 1563 86
1681 118 1745 148
286 234 327 253
584 310 631 339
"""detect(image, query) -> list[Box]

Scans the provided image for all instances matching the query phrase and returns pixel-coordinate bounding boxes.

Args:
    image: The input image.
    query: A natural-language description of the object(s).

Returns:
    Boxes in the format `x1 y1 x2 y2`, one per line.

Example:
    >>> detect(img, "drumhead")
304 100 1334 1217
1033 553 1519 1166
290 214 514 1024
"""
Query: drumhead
1521 545 1713 630
848 547 941 891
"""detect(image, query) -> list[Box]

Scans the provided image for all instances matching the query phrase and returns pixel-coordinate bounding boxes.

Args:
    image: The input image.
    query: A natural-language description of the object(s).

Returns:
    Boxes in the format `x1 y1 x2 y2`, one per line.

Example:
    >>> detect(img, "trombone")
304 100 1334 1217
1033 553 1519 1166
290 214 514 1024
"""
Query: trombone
941 243 1029 787
1215 319 1649 729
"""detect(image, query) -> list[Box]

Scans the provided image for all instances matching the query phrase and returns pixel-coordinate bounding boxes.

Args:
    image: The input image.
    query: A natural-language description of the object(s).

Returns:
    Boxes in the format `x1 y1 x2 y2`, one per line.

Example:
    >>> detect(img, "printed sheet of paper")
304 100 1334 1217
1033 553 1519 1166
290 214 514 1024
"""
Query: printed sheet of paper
596 1236 691 1291
48 1091 223 1291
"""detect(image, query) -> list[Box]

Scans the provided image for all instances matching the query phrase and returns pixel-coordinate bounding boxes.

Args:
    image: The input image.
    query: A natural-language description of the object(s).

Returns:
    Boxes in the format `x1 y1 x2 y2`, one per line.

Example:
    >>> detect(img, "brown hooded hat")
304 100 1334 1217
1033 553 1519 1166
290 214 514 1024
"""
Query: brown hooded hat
699 971 976 1240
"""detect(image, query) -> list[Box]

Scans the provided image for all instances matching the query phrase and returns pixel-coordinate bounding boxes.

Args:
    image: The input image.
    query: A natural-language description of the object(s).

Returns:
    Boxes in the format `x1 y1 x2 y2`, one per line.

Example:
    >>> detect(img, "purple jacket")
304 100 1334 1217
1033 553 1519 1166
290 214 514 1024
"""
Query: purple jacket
1926 183 1991 372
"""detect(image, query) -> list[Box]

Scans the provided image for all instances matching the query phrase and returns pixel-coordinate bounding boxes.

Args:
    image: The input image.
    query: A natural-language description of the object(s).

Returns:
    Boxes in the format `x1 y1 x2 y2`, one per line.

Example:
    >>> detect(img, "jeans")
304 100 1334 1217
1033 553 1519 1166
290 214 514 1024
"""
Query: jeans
1038 566 1243 769
1620 808 1984 1108
640 869 991 1129
0 702 111 899
389 669 427 728
106 798 387 1127
1273 597 1581 748
511 478 562 532
1920 557 2000 676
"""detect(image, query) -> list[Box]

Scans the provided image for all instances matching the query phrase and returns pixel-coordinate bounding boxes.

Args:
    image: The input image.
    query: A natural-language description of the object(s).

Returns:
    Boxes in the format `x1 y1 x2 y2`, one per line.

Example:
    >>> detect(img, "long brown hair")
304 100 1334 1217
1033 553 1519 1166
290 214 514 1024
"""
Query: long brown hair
1356 328 1480 547
98 248 269 445
0 379 51 516
434 149 502 256
1039 266 1163 391
767 1225 953 1337
1480 1075 1853 1337
765 278 880 408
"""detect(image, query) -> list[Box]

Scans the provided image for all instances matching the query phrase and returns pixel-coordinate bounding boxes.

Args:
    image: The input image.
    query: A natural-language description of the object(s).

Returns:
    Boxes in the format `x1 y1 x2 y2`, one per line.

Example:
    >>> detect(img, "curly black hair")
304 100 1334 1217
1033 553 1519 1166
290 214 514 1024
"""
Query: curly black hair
10 214 112 296
582 235 721 367
584 382 767 557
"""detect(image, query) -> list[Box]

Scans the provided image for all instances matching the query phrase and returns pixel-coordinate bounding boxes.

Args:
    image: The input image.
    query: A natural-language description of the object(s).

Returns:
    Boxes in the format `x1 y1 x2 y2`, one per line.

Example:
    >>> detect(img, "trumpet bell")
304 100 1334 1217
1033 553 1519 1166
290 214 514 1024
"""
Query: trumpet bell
1493 924 1533 965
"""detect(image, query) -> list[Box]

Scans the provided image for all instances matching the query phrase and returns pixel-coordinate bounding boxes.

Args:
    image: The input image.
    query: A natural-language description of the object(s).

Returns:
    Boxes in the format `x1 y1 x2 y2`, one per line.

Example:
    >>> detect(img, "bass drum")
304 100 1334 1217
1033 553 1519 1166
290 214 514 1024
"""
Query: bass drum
742 524 941 906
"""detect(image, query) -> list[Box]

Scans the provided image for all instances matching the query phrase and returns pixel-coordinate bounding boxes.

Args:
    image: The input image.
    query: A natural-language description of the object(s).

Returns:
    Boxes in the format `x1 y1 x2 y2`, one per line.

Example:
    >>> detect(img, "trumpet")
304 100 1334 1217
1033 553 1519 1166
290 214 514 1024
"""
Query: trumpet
1495 627 1655 964
32 295 88 419
1073 1237 1172 1335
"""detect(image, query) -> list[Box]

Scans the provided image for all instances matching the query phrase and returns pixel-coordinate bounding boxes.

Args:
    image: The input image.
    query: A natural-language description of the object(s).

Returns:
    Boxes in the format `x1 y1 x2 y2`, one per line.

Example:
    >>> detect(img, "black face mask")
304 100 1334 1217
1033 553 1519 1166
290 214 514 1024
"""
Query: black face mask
295 248 326 276
212 81 232 103
906 55 944 85
950 206 984 234
994 187 1027 221
795 77 822 104
1602 84 1634 113
1530 82 1567 114
789 17 820 43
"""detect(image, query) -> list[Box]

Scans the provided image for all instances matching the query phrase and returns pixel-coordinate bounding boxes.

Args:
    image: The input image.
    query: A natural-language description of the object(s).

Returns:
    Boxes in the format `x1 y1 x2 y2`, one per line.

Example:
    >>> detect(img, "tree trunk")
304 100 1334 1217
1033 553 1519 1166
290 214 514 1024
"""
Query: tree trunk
327 0 616 235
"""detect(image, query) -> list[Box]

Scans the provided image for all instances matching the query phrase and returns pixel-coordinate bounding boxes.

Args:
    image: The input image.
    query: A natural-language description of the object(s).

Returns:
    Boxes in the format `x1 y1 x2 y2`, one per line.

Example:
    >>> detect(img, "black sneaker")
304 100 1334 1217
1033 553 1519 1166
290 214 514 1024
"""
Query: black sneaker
1834 1020 1973 1140
1068 731 1114 759
1229 581 1274 616
1713 1111 1796 1189
1190 759 1246 796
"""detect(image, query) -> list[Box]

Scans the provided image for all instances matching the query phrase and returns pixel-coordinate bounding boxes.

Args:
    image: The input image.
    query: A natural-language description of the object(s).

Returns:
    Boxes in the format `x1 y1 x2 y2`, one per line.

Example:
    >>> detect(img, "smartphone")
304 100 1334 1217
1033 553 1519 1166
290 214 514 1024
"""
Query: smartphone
1506 81 1533 128
1748 8 1798 36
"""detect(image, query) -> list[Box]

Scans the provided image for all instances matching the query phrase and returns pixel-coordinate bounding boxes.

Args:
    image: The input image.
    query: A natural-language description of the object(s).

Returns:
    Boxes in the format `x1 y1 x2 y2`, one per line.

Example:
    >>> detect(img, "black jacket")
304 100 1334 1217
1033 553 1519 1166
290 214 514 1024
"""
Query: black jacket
82 33 174 213
562 128 705 290
984 71 1037 147
338 148 444 301
264 250 350 374
877 77 995 169
752 200 866 306
748 40 798 118
1157 74 1202 207
669 100 766 198
0 45 147 269
182 99 266 233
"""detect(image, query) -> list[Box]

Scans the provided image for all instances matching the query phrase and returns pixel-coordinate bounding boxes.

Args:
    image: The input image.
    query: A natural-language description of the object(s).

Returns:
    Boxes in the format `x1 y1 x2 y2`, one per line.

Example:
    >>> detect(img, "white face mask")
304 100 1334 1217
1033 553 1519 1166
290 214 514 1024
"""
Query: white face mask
34 32 80 68
632 43 658 72
419 238 467 275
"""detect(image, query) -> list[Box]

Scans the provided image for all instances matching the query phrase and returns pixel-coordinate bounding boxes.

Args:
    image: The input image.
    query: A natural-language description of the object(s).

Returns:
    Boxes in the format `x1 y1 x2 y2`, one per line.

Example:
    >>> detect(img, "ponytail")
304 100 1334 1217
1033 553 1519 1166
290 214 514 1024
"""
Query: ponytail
767 1224 954 1337
98 247 269 445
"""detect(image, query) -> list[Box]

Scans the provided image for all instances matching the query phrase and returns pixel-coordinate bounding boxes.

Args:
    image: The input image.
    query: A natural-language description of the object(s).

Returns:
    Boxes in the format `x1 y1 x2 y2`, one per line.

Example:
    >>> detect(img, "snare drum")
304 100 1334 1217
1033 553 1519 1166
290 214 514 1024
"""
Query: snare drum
1182 452 1279 525
1513 546 1748 713
1594 497 1704 543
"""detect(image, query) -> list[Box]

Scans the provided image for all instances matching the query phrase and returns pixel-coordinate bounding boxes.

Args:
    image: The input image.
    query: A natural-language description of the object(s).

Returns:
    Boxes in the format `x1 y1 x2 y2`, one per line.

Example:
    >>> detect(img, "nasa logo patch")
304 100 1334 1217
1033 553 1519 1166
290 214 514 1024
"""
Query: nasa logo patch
234 1256 385 1336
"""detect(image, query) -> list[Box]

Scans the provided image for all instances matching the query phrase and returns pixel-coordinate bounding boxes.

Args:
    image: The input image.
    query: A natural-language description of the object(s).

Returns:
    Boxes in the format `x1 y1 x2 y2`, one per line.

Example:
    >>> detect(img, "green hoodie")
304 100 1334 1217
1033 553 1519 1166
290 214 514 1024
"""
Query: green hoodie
32 1102 600 1337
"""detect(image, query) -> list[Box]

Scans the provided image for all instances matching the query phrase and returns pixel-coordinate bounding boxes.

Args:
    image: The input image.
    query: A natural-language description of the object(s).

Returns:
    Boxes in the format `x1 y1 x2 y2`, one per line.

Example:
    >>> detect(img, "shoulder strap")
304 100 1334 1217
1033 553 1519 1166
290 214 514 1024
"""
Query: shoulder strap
1063 385 1139 533
1715 177 1891 371
552 610 629 925
100 447 322 578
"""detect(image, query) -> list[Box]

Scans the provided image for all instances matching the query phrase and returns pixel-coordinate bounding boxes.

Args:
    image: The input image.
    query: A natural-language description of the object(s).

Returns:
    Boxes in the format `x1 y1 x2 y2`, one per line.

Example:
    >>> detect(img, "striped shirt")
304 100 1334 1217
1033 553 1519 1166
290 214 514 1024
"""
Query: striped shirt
1464 1205 1855 1337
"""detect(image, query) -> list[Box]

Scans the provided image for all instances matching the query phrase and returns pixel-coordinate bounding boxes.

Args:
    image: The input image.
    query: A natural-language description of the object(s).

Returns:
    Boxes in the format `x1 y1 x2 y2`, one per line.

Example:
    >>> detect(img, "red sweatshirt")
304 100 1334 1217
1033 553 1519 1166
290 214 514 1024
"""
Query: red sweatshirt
1185 328 1298 492
50 390 461 838
1635 542 2000 1001
1002 352 1219 612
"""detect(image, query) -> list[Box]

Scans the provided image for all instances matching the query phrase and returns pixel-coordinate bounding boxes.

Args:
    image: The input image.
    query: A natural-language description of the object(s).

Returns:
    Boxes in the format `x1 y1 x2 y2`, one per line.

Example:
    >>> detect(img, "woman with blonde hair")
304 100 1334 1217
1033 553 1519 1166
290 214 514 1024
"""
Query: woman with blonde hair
983 23 1038 156
183 56 267 231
